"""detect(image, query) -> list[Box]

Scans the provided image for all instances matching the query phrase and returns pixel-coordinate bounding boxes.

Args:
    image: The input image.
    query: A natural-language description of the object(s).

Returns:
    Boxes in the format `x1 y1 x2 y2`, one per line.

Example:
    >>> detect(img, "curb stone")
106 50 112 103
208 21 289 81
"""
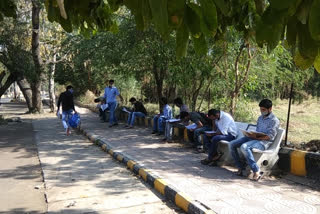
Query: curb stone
79 126 216 214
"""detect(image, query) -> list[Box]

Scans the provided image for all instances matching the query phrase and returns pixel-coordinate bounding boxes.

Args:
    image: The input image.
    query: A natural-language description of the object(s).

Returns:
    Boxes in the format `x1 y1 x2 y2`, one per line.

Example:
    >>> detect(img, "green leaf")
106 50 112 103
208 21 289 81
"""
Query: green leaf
199 0 218 36
167 0 185 27
286 17 298 47
309 0 320 41
269 0 295 10
297 23 319 59
185 3 202 38
176 19 189 59
148 0 169 39
314 52 320 73
294 51 314 70
212 0 230 16
193 34 207 55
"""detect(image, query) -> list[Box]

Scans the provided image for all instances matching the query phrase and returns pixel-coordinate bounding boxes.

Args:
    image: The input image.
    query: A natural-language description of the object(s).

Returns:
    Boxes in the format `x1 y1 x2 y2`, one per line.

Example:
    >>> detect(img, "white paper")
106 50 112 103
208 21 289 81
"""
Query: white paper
122 107 131 113
185 123 197 130
205 130 216 134
167 118 181 123
100 104 109 111
240 129 267 137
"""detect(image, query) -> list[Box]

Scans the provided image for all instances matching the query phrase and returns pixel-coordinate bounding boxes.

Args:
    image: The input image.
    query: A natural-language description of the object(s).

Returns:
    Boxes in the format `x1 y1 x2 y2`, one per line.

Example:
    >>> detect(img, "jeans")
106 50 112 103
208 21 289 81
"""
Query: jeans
127 112 145 126
153 115 166 133
187 126 211 147
107 101 117 125
62 109 73 130
205 133 235 160
229 136 265 172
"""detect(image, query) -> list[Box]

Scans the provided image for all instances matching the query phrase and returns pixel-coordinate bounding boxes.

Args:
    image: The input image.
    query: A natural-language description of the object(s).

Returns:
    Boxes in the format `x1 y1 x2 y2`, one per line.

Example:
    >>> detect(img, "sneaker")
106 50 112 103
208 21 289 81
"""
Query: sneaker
200 158 214 165
66 128 71 136
108 124 114 128
212 153 223 161
151 131 157 134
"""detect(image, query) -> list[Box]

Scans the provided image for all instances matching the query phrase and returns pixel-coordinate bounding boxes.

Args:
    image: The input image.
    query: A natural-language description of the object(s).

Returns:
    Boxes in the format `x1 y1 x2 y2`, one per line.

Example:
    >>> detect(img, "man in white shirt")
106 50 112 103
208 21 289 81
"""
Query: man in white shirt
201 109 237 166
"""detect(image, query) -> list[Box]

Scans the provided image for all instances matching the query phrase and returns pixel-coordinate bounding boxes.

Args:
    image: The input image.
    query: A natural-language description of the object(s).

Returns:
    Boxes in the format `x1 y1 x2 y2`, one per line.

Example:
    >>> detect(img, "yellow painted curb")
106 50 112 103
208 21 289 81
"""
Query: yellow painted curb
154 179 167 195
116 154 123 162
291 150 307 176
145 117 149 126
108 149 114 156
205 210 217 214
174 127 179 137
127 160 136 170
101 144 107 151
151 119 154 128
184 128 188 141
175 192 191 212
139 168 148 181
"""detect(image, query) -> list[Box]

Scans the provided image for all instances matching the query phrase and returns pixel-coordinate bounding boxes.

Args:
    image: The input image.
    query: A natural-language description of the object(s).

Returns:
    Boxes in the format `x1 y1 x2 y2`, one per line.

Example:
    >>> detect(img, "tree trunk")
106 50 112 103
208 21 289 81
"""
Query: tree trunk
31 0 44 113
153 64 164 112
49 53 56 112
17 77 33 111
0 73 16 97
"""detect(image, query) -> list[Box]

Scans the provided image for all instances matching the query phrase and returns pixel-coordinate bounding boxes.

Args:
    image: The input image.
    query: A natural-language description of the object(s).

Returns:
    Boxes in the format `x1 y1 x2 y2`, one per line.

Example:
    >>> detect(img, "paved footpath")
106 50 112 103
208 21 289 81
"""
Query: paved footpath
77 107 320 214
1 102 180 214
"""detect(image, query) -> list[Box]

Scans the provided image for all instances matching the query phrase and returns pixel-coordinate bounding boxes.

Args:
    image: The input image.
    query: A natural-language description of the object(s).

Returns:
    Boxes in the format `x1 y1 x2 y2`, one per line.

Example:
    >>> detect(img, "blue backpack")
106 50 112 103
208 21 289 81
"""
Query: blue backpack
69 113 81 128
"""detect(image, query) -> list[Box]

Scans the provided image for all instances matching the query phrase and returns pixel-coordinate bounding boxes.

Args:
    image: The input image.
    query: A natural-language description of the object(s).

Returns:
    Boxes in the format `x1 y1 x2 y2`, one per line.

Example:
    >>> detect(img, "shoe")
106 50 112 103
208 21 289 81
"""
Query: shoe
208 161 217 167
200 158 214 165
196 146 205 153
113 123 118 126
151 131 157 134
109 124 114 128
126 126 133 129
212 152 223 161
156 132 163 136
124 125 129 128
235 169 243 177
161 138 167 142
66 128 71 136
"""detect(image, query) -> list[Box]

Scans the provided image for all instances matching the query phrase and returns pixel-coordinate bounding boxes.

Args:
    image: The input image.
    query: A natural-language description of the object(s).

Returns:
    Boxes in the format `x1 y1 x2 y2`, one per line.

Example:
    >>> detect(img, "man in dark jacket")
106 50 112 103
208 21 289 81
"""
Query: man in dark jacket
57 85 77 135
125 97 147 129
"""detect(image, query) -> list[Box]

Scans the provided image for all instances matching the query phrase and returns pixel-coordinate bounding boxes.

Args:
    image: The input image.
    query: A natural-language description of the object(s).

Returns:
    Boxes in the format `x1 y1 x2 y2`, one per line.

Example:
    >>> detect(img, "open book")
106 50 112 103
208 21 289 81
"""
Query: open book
122 107 131 113
100 104 109 111
241 129 267 138
167 118 181 123
185 123 197 130
204 130 216 135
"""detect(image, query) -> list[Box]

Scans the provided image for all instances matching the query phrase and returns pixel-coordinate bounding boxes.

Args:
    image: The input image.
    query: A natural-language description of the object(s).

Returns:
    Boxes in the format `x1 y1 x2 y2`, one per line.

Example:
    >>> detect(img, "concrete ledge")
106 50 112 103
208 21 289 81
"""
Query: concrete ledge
78 126 216 214
78 105 319 180
278 148 320 180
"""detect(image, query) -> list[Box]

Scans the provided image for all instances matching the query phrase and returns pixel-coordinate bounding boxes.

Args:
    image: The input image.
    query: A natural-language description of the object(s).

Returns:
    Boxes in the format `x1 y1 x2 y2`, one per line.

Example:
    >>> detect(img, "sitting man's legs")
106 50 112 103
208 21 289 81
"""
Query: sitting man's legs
152 116 159 133
193 126 211 149
157 117 166 134
229 136 251 171
129 112 145 128
240 140 265 173
208 133 235 161
126 112 132 126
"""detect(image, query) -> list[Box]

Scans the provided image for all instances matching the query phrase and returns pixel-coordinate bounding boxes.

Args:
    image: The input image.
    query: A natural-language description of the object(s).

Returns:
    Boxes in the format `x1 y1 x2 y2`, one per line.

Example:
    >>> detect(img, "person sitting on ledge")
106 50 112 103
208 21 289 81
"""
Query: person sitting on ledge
125 97 147 129
229 99 279 181
152 97 172 135
200 109 237 166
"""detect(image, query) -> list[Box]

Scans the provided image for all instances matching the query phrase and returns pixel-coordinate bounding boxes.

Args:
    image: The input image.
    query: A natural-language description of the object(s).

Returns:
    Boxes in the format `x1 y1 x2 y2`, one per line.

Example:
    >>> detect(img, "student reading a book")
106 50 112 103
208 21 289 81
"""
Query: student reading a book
162 98 189 142
201 109 237 165
152 97 173 135
180 111 212 152
124 97 147 129
230 99 280 181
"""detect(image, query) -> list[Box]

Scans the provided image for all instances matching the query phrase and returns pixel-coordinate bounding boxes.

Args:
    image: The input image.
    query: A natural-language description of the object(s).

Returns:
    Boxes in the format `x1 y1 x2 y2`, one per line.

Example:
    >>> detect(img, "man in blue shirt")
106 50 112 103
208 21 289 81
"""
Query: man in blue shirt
152 97 172 135
104 79 123 127
229 99 280 181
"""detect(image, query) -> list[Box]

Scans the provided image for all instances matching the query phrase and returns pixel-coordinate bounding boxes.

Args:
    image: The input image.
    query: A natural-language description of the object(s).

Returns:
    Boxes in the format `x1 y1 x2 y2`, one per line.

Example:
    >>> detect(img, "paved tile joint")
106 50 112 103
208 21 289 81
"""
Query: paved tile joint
77 108 320 214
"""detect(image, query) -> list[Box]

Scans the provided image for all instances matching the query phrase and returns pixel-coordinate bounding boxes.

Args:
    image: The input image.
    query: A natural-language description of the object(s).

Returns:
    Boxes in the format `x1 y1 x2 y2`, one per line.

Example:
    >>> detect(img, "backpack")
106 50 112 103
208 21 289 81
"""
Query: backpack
68 113 81 128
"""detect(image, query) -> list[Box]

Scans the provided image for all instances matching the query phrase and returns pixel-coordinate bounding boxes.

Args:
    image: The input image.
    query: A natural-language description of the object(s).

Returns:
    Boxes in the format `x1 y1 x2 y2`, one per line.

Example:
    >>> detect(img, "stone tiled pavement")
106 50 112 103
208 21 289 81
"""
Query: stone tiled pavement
77 107 320 214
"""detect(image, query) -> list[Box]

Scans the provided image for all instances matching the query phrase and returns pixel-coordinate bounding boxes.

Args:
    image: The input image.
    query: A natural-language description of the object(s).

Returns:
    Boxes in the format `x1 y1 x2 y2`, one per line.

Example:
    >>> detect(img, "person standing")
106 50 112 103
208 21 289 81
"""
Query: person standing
104 79 123 127
229 99 280 181
57 85 77 135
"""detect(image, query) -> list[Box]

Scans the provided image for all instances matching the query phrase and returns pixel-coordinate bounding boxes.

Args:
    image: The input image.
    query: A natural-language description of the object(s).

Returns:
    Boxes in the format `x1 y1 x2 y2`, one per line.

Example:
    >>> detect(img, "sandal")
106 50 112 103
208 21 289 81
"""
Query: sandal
252 172 263 181
200 158 213 165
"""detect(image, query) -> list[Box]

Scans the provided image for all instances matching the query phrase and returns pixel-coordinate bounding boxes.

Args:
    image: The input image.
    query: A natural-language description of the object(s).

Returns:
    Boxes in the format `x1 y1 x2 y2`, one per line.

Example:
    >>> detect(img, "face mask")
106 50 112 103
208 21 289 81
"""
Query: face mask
261 111 269 116
69 89 74 93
